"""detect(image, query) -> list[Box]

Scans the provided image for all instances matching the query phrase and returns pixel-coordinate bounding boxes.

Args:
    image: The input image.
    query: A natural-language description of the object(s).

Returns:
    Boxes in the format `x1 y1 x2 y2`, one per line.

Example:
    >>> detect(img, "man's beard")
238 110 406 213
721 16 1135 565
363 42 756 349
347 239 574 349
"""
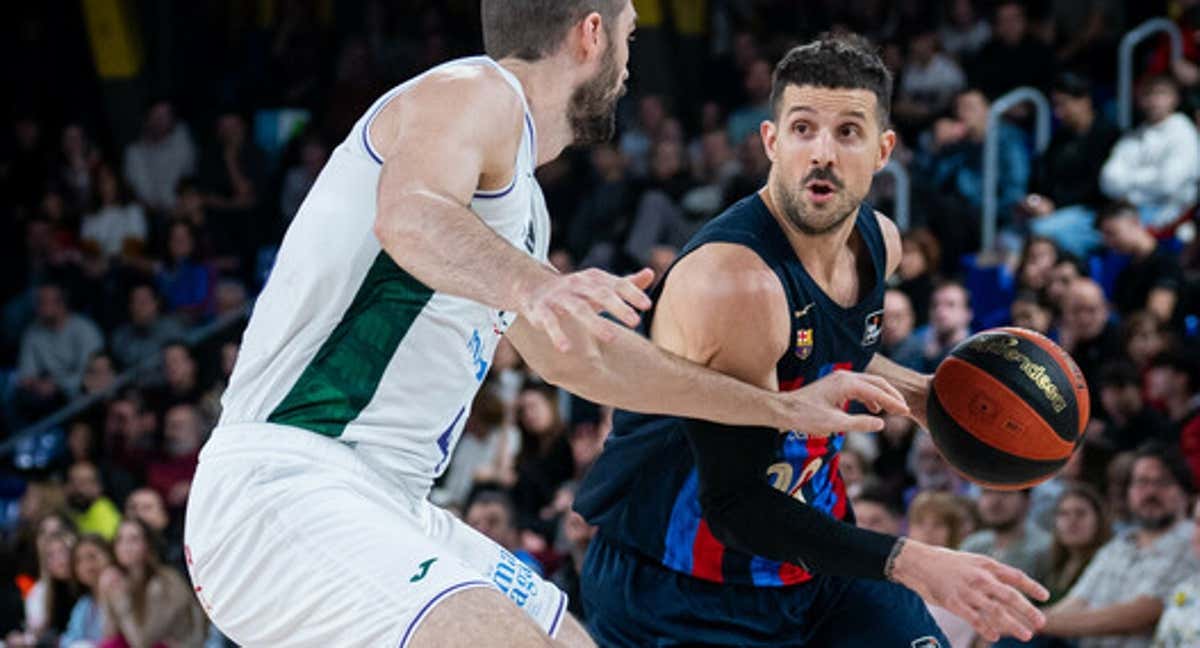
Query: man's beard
1135 510 1176 531
990 516 1023 534
568 42 623 145
68 493 94 511
772 166 858 236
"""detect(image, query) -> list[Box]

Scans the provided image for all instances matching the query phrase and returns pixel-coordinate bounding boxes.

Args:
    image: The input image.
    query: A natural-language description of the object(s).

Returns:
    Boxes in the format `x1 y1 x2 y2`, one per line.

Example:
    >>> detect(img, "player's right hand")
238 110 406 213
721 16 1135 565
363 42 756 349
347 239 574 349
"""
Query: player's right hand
520 267 655 352
776 370 909 435
891 540 1049 643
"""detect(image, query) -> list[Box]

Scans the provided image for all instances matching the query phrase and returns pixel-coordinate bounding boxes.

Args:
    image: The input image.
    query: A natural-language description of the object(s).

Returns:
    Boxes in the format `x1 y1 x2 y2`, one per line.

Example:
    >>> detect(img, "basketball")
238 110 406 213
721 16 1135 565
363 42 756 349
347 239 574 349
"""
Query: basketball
927 327 1090 490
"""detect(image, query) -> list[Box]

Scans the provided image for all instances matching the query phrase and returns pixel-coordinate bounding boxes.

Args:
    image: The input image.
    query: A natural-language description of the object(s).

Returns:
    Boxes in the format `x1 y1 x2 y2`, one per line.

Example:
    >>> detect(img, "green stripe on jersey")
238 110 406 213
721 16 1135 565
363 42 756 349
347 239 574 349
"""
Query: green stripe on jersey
268 251 434 436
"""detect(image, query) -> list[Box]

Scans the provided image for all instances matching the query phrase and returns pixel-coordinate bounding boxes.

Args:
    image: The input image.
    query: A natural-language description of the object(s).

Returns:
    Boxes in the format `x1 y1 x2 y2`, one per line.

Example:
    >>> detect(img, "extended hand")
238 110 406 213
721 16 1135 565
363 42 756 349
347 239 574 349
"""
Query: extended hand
775 370 909 435
891 541 1049 643
520 268 655 352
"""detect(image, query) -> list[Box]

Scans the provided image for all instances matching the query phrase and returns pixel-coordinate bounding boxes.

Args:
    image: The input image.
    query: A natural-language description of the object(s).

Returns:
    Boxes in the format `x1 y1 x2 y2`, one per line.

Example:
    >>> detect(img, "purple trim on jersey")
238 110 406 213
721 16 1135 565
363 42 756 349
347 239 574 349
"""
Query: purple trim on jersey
361 90 401 165
399 580 493 647
525 112 537 166
433 406 467 473
547 588 567 637
473 112 535 200
661 470 702 574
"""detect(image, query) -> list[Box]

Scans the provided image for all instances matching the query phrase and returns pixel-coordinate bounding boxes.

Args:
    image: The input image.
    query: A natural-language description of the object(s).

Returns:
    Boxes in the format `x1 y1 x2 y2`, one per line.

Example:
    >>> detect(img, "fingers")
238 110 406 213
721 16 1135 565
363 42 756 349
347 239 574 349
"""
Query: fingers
954 592 1001 643
987 578 1046 637
623 268 656 295
528 304 572 352
992 561 1051 603
835 412 887 434
841 375 909 416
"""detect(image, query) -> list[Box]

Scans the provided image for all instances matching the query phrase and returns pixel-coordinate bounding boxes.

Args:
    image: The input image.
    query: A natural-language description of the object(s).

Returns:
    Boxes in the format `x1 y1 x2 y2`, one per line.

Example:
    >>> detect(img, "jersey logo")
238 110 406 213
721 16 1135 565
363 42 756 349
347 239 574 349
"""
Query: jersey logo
410 557 437 582
468 330 489 381
795 328 814 360
911 637 941 648
861 309 884 347
794 302 816 319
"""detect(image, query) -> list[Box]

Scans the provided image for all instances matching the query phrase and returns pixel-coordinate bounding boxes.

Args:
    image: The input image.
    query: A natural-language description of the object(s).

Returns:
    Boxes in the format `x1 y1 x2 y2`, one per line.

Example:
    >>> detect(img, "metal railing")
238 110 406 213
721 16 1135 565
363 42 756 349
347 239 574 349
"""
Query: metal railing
982 87 1052 251
0 304 252 460
1118 18 1184 130
875 159 911 232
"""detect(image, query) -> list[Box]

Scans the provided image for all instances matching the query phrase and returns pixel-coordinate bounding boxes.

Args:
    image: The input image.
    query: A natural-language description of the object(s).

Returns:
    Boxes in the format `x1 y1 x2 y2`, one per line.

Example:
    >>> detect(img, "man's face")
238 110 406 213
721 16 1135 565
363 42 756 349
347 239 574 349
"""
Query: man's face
883 290 915 345
1063 281 1108 342
1099 214 1141 254
853 500 900 535
1052 92 1091 132
978 489 1028 532
568 1 635 144
163 346 196 389
995 4 1027 45
1140 82 1179 124
955 91 989 139
164 406 202 457
930 285 971 336
129 286 159 325
67 463 102 507
1128 457 1185 530
1011 299 1051 333
35 286 67 326
1047 261 1081 303
125 489 169 531
763 84 894 236
466 501 516 549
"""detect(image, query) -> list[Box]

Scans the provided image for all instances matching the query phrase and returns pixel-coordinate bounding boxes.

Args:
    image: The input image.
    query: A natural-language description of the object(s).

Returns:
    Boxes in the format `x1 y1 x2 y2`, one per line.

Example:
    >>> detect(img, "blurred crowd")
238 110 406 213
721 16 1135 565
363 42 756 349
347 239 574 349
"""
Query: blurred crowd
1 0 1200 646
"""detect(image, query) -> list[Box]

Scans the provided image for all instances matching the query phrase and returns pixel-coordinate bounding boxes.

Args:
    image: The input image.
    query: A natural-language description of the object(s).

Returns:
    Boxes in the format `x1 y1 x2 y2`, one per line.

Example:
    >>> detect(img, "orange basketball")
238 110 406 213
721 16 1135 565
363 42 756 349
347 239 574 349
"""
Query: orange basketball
926 327 1090 490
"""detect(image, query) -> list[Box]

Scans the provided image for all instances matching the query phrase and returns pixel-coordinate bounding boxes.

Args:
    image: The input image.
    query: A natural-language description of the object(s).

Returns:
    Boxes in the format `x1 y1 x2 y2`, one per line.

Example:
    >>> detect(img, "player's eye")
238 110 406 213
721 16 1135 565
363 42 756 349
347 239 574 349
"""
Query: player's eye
840 124 861 138
793 122 808 134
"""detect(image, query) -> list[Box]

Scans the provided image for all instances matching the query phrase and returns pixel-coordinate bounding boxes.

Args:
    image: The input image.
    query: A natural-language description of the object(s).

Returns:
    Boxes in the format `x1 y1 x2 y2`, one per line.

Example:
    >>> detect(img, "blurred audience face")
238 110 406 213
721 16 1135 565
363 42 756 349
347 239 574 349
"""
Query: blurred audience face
561 511 596 549
125 488 170 532
83 353 116 395
164 405 205 457
1063 279 1108 342
300 139 328 174
1052 91 1093 133
67 462 104 510
1019 239 1058 291
853 499 901 535
977 489 1029 533
909 511 953 547
1139 79 1180 125
163 344 197 391
1101 380 1142 421
994 2 1027 46
898 238 930 280
883 289 915 346
215 279 248 316
59 124 84 156
35 284 68 327
744 59 773 103
949 0 977 27
650 139 684 181
1010 297 1052 334
73 539 112 590
43 534 74 580
763 82 895 237
955 91 989 140
700 131 734 176
839 450 867 492
913 433 955 491
167 222 196 262
909 32 938 65
1046 259 1083 304
129 285 160 326
465 499 517 549
1125 315 1167 369
145 102 176 140
1145 363 1190 403
1054 493 1102 551
638 95 667 134
929 284 972 338
216 113 246 148
96 165 120 206
590 143 625 182
67 422 94 461
1099 210 1144 254
114 520 150 570
1128 456 1187 531
518 388 558 435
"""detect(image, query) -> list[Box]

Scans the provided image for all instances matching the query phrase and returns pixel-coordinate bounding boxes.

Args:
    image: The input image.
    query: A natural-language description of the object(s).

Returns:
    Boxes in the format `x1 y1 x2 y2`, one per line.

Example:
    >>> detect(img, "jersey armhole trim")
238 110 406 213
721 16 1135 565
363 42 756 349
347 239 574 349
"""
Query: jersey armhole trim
472 112 535 200
397 580 494 648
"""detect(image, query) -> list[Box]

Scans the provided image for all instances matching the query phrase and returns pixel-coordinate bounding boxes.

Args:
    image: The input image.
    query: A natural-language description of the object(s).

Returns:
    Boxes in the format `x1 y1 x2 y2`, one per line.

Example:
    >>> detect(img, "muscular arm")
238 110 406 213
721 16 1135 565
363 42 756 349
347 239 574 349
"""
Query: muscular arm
371 66 555 313
1041 596 1163 637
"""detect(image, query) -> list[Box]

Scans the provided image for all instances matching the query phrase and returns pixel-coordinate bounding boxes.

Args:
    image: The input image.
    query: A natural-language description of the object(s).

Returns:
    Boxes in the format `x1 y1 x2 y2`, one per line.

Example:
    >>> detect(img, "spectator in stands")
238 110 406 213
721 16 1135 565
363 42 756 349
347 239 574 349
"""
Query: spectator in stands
621 138 697 277
570 143 635 269
723 130 771 210
1144 350 1200 485
173 177 239 276
1015 237 1061 295
939 0 991 62
1100 76 1200 230
147 342 203 417
1060 278 1122 406
100 518 206 647
1041 444 1196 645
920 280 973 372
907 431 972 505
551 510 596 621
1037 484 1112 607
199 111 268 272
146 404 204 512
1122 311 1174 373
896 229 939 321
13 282 104 417
1153 498 1200 646
198 339 238 425
874 414 917 495
123 100 196 214
109 282 185 376
961 489 1052 578
908 490 976 648
1009 291 1054 336
464 490 543 575
10 491 70 581
850 486 903 535
1044 253 1087 307
838 447 871 499
124 488 184 574
619 94 670 178
680 130 739 221
893 28 966 137
1097 361 1177 452
881 288 924 370
1023 73 1121 258
55 124 99 214
431 385 515 509
60 534 113 646
511 383 573 538
967 0 1056 98
1097 201 1184 323
14 529 77 647
726 58 773 149
212 278 247 319
65 461 120 541
102 391 158 483
79 163 146 266
156 220 213 321
279 136 327 225
80 350 117 396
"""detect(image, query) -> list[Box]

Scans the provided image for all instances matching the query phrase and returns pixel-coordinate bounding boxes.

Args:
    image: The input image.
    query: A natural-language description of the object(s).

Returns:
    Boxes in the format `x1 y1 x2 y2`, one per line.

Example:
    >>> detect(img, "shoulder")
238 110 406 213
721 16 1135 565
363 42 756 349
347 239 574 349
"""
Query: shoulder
874 210 902 277
664 243 786 315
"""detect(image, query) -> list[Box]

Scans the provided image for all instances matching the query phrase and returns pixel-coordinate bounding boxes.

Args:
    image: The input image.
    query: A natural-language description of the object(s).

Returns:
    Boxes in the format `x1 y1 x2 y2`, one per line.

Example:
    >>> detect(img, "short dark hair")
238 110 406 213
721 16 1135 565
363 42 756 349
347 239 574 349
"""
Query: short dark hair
1053 72 1092 99
932 278 972 310
1132 442 1195 496
1053 252 1088 277
481 0 624 61
1098 360 1141 389
466 489 518 529
1148 349 1200 392
770 33 893 126
1095 200 1139 227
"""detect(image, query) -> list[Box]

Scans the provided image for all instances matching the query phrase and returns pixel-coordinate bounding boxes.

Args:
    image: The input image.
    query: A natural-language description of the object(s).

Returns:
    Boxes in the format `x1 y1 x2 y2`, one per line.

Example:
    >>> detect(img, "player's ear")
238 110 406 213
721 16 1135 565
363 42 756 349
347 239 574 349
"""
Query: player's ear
574 12 605 64
761 119 778 163
875 128 897 173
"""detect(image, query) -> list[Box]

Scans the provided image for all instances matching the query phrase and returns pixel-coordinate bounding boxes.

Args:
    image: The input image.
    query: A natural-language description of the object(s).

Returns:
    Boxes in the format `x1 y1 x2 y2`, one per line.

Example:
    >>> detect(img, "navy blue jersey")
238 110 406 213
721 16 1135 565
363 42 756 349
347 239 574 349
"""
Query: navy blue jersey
574 193 889 587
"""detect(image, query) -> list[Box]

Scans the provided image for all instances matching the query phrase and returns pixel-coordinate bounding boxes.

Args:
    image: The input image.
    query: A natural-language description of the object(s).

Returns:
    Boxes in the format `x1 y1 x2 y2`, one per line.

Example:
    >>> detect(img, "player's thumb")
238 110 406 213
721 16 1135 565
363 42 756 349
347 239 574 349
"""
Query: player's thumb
626 267 656 290
840 413 886 433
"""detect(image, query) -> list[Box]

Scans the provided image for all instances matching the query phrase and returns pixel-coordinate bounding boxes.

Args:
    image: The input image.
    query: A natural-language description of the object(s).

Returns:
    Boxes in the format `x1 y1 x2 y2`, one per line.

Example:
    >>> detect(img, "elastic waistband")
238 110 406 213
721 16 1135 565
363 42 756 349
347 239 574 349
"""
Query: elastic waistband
201 422 363 472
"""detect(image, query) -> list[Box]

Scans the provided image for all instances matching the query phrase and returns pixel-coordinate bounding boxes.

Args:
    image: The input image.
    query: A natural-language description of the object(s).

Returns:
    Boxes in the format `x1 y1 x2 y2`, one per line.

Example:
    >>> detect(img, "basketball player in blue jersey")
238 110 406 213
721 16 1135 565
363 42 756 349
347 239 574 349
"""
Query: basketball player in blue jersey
575 35 1051 646
184 3 917 648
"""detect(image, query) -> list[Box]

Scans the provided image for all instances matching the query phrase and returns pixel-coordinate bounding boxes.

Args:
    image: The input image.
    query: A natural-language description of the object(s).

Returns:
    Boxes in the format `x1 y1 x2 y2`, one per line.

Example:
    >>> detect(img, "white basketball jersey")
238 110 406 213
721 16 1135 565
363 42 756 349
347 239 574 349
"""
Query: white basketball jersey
218 56 550 490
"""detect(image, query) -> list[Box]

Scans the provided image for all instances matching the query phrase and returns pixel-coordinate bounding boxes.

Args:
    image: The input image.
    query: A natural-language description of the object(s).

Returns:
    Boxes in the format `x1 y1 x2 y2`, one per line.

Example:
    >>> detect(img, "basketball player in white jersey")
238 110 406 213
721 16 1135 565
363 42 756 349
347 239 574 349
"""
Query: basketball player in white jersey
183 1 912 646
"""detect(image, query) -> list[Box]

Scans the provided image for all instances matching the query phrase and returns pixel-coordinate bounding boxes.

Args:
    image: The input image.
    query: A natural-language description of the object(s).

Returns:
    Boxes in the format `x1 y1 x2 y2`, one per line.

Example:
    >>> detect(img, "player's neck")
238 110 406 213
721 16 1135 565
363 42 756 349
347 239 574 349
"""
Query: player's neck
760 187 860 287
499 58 576 166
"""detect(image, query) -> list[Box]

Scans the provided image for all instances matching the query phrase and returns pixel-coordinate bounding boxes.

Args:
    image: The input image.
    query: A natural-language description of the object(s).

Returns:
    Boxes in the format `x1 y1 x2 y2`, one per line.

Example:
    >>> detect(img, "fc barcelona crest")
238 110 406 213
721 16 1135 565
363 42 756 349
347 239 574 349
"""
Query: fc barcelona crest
795 328 814 360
